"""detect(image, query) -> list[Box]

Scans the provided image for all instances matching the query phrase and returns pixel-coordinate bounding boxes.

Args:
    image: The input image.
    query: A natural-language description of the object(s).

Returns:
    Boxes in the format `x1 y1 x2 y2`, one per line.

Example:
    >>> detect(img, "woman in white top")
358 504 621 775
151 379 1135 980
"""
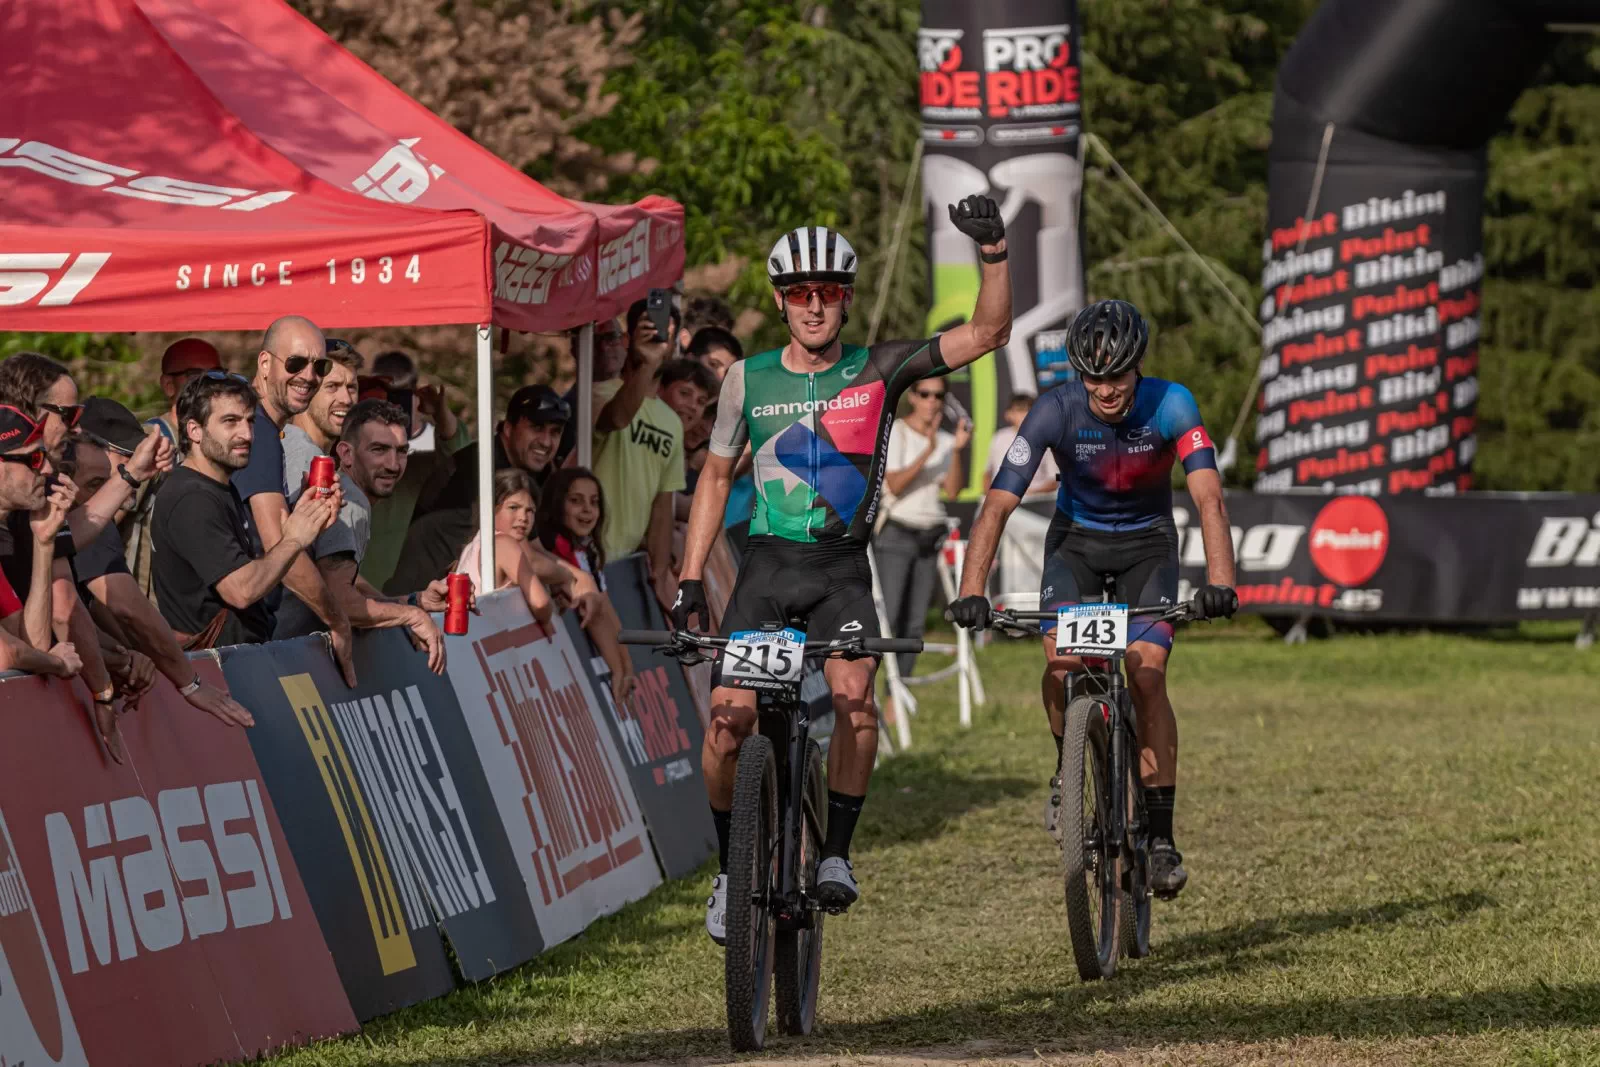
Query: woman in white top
876 378 971 681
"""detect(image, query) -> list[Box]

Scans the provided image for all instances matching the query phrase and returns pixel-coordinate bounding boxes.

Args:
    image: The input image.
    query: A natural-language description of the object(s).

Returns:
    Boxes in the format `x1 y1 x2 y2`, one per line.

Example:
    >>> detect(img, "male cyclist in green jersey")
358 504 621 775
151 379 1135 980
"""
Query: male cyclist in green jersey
673 195 1012 941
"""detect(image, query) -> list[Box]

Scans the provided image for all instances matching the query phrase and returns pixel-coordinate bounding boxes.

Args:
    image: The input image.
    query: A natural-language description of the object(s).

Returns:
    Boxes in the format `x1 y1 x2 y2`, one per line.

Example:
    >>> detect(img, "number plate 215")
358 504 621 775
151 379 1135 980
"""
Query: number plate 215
723 627 806 686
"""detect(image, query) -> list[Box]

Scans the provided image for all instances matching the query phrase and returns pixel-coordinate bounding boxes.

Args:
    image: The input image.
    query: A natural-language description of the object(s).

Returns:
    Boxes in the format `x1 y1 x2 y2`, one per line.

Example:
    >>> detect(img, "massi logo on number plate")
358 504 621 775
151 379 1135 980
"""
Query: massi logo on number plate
0 138 294 211
0 809 90 1067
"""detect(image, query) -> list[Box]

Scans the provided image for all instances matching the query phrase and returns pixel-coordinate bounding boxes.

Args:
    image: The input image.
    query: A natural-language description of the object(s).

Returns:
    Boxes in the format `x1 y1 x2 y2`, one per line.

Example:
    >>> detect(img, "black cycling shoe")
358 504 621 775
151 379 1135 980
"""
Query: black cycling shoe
1149 840 1188 900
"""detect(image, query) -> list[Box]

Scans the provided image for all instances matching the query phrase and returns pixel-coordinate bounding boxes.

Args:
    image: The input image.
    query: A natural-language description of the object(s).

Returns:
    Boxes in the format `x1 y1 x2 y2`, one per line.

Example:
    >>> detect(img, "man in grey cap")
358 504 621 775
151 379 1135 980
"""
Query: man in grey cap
74 398 254 728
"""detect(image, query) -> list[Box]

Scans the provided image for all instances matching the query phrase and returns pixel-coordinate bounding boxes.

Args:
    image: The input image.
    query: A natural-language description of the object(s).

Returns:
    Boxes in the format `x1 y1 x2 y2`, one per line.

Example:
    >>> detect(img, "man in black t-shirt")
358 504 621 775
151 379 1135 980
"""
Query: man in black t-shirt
75 399 253 727
153 374 339 649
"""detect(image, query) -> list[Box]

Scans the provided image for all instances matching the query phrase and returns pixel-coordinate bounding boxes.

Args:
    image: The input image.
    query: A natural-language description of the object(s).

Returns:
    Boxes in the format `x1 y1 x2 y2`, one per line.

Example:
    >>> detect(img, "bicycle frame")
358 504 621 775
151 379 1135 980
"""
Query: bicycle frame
755 675 816 932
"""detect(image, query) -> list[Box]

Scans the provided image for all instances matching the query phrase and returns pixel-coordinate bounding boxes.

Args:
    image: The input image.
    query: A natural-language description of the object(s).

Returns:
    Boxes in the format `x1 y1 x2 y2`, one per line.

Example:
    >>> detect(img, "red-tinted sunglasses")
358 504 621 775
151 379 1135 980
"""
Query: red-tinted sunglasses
0 449 47 472
782 283 849 307
40 402 83 429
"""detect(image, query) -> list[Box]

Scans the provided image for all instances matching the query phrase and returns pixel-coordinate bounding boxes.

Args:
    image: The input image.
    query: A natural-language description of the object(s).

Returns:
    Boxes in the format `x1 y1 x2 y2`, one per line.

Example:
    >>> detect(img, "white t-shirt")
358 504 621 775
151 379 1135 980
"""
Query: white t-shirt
986 426 1059 496
885 422 954 530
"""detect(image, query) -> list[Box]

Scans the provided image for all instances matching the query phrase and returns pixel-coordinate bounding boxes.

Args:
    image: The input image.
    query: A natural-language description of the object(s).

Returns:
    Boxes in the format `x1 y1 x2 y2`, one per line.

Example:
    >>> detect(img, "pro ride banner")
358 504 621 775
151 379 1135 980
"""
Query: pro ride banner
1000 491 1600 623
0 665 356 1066
593 556 716 881
442 591 661 948
919 0 1085 497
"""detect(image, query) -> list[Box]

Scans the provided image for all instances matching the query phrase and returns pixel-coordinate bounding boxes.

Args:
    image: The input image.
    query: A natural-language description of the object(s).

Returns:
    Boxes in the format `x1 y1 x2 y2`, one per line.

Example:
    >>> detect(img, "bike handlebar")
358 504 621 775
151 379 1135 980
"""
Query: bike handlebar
618 629 922 656
988 600 1198 635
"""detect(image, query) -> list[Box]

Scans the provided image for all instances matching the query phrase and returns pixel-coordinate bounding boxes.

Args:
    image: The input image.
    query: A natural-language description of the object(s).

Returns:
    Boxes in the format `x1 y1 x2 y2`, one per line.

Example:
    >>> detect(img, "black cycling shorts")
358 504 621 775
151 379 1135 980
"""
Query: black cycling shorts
716 536 881 686
1040 513 1179 650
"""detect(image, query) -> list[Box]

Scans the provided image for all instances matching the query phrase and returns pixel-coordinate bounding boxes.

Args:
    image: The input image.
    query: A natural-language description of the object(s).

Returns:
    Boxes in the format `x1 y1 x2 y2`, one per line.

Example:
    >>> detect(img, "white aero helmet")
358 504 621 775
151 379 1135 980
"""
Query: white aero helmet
767 226 858 288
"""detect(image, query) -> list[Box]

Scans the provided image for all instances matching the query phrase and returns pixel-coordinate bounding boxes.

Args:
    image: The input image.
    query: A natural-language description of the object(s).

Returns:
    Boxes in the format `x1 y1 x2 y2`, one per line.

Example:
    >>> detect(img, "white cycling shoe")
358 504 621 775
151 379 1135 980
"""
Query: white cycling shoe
705 873 727 945
816 856 859 912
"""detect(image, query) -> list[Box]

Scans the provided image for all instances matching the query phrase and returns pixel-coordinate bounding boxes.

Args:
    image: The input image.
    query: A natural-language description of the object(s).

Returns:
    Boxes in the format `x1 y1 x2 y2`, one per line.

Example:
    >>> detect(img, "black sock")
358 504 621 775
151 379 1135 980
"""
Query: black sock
711 806 732 873
823 790 865 861
1144 786 1176 845
1052 730 1064 763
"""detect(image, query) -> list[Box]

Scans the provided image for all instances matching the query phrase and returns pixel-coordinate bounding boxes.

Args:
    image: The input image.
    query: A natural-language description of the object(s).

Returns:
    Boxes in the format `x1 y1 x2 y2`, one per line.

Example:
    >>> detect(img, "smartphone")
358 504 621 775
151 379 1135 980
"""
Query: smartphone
646 288 673 342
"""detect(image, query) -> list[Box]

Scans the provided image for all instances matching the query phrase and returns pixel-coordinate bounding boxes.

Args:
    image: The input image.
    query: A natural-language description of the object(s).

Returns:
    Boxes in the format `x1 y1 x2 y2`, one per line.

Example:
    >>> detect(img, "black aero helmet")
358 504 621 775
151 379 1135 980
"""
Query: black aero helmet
1066 299 1148 377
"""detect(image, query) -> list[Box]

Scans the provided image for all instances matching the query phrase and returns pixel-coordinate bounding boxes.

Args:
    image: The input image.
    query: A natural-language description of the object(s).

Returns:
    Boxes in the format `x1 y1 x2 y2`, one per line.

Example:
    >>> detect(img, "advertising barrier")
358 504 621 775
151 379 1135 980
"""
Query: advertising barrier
0 665 356 1066
920 0 1086 496
995 491 1600 623
595 556 716 880
222 633 542 1018
443 592 661 947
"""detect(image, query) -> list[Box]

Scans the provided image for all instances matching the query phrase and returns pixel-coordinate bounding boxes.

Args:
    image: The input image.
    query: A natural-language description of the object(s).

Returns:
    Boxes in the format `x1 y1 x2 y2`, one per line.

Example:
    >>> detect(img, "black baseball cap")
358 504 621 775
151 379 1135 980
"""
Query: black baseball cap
505 385 571 426
0 405 43 452
78 397 147 457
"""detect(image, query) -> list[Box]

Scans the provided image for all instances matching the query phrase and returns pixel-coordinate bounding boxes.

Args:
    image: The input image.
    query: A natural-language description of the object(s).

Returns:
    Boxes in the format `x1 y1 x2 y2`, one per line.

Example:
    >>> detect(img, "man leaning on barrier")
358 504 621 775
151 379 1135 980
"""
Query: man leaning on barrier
72 398 253 727
0 403 82 681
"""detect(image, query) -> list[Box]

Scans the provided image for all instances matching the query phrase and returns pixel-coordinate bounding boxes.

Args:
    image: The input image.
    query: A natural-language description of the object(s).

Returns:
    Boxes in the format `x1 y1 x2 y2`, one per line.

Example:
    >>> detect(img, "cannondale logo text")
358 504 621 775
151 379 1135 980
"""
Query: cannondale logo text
751 393 871 419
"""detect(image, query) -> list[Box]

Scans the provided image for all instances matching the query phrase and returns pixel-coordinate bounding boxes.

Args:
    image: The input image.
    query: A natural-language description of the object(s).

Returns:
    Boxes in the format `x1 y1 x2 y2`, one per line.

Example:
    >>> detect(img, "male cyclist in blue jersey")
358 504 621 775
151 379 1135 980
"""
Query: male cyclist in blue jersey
949 299 1238 898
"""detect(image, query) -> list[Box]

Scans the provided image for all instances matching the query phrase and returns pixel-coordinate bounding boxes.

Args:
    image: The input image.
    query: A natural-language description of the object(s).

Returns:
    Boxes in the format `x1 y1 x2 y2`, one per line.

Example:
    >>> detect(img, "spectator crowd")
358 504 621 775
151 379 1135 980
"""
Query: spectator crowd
0 291 755 754
0 285 1027 744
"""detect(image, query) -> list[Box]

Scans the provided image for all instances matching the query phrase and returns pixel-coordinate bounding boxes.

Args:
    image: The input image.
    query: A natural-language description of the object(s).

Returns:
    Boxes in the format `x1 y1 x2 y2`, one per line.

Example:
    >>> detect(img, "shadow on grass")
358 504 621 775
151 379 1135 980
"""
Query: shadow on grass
851 748 1036 852
482 892 1532 1063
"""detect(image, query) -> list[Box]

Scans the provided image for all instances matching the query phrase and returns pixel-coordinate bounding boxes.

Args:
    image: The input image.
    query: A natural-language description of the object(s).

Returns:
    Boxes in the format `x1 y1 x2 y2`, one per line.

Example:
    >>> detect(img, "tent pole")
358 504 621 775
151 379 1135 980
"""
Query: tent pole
576 323 595 469
477 324 495 593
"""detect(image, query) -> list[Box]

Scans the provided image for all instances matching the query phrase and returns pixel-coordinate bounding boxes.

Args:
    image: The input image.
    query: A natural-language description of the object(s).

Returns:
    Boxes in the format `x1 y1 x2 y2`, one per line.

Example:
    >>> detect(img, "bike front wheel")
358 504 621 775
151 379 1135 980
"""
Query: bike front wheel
1060 695 1122 981
775 738 826 1036
725 734 779 1051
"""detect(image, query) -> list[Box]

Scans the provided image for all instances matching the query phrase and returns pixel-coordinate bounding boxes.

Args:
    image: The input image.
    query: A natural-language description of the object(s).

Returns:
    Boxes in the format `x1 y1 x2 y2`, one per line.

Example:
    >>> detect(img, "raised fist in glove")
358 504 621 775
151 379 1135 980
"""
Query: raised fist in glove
947 594 993 630
671 579 708 632
948 194 1005 248
1193 584 1238 620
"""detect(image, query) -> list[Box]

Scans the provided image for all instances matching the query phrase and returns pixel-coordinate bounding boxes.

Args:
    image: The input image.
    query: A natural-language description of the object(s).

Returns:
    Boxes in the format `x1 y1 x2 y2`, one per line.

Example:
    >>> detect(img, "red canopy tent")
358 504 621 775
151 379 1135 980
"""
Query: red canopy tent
1 0 685 590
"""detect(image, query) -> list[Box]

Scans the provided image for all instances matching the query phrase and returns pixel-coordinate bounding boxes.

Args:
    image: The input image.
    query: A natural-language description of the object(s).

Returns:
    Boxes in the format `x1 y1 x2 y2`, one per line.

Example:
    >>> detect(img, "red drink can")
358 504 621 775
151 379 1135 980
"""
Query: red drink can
445 572 472 635
308 454 336 493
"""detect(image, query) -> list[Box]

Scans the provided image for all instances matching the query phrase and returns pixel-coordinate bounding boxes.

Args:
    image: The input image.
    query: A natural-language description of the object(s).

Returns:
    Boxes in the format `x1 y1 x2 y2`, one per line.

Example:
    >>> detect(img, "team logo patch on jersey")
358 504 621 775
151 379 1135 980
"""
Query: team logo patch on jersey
1006 437 1031 466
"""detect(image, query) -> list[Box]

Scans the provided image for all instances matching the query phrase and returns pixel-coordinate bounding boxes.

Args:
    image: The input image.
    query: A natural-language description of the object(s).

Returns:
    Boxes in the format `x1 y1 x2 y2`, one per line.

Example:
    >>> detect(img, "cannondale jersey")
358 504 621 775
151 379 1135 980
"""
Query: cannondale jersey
991 377 1217 532
710 339 950 542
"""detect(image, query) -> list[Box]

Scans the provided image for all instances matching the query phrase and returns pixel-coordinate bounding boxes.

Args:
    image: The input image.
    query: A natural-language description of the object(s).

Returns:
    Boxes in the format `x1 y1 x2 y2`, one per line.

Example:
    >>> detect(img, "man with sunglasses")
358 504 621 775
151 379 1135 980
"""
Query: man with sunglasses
949 299 1240 902
674 195 1012 937
0 404 85 684
232 315 358 687
72 399 254 729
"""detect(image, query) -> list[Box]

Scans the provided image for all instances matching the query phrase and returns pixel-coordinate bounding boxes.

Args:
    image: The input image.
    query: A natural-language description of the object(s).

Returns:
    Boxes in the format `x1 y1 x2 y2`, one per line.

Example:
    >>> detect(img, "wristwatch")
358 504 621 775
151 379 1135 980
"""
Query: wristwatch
117 463 142 490
93 685 116 704
178 675 203 697
405 592 422 608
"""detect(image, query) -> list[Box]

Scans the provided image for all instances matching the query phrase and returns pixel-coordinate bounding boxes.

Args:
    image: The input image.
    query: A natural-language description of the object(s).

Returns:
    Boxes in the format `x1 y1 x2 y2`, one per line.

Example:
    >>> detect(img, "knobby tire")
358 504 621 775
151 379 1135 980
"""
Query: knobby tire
775 739 826 1036
1060 695 1122 981
725 734 778 1051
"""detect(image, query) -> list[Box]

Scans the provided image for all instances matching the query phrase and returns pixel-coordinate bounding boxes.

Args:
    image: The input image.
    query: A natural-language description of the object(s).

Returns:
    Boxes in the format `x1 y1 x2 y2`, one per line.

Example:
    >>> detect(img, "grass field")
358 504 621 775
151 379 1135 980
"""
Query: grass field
267 621 1600 1066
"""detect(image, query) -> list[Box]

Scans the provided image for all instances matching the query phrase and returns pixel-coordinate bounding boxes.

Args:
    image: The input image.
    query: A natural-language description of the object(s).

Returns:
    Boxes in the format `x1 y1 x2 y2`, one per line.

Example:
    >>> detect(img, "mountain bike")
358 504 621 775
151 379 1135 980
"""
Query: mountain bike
618 624 920 1051
991 590 1194 981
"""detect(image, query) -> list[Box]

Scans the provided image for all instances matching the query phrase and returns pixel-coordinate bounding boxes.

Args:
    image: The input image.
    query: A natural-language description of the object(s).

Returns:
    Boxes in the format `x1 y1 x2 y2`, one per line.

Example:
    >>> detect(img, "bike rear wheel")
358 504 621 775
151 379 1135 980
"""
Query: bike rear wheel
725 734 779 1051
1060 695 1122 981
775 738 826 1036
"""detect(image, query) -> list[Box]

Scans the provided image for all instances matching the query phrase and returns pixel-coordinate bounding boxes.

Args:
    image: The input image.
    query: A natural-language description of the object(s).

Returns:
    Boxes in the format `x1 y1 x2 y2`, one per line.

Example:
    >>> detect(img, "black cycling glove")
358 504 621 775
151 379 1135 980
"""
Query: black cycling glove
948 194 1005 247
1194 584 1239 620
671 580 708 632
947 594 994 630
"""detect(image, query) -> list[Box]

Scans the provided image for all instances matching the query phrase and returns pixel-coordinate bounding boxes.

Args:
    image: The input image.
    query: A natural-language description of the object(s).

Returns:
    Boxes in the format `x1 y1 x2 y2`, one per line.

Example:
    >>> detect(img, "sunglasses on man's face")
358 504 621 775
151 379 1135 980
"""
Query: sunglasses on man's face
912 389 947 401
0 449 47 472
277 354 333 378
783 283 849 307
40 402 83 428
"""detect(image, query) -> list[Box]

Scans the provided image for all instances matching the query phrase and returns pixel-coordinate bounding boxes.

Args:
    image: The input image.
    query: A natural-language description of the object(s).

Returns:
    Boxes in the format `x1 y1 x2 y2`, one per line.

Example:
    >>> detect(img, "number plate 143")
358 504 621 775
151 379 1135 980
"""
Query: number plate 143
1055 604 1129 656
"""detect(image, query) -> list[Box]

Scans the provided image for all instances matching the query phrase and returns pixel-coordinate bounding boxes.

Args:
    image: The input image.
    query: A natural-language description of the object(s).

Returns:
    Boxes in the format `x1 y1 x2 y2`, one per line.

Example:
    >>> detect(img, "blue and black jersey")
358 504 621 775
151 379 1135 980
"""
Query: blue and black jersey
991 377 1217 532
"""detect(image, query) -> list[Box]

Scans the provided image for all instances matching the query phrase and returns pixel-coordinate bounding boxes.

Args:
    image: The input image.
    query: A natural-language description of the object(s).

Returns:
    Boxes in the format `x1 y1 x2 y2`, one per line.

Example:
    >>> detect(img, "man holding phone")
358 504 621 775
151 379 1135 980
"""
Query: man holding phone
589 293 681 607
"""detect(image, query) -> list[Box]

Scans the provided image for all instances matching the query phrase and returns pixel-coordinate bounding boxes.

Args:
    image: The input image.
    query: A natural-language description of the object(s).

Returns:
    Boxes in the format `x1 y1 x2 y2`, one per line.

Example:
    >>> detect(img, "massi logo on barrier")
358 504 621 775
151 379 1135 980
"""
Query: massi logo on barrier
352 138 444 205
282 675 496 964
0 138 294 211
44 780 293 975
0 809 89 1067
